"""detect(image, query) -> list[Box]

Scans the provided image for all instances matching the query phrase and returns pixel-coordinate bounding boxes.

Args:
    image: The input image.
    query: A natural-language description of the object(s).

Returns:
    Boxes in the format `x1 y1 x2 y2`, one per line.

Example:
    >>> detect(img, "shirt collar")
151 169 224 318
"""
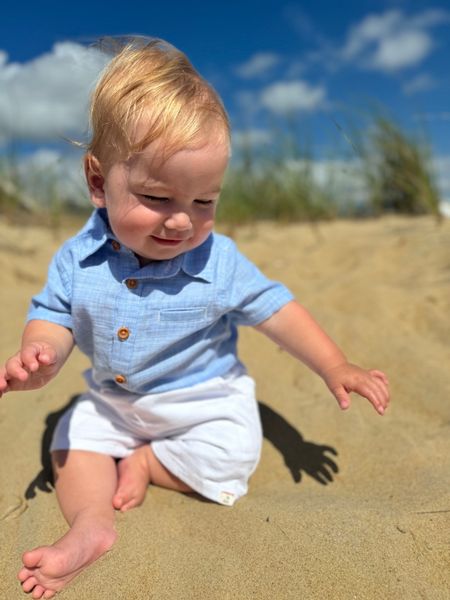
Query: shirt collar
78 209 214 283
180 233 214 282
77 209 116 261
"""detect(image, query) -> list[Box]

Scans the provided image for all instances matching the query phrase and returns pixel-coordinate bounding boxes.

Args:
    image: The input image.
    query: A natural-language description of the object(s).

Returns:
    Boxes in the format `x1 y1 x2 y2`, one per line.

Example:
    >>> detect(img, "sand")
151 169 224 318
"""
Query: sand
0 215 449 599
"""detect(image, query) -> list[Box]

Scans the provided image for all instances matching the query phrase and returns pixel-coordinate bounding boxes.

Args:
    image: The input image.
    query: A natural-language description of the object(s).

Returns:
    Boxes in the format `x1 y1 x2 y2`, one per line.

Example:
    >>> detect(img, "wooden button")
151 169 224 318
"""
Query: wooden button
126 279 138 289
117 327 130 341
111 240 121 251
115 374 127 384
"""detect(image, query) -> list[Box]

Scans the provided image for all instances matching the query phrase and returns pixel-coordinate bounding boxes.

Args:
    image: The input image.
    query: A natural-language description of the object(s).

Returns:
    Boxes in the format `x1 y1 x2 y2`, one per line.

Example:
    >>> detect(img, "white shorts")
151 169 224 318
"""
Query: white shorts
51 369 262 506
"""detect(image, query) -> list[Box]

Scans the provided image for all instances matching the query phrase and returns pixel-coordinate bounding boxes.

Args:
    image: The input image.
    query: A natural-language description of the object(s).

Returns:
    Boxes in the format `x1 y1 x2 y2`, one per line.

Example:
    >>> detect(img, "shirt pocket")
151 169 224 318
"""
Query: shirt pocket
158 307 208 323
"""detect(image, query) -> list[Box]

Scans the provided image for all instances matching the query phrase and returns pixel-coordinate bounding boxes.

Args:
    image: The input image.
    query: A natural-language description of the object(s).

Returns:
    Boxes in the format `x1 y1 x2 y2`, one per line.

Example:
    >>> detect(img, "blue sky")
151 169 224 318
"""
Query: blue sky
1 0 450 206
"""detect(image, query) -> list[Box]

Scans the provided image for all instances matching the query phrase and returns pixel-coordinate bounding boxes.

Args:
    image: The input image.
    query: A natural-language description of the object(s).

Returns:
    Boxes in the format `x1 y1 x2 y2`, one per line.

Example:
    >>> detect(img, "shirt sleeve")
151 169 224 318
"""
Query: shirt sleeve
26 243 73 329
223 240 294 326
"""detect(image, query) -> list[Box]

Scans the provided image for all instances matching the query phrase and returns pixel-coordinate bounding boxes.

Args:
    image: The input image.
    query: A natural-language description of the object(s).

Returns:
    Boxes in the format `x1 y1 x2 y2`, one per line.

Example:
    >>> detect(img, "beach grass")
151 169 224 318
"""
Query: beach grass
218 114 443 224
362 116 442 220
0 114 444 226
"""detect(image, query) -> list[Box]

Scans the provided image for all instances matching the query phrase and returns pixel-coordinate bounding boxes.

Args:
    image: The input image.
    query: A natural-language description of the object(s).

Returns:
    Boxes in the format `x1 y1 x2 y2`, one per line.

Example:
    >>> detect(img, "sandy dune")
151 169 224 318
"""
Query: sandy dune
0 215 449 599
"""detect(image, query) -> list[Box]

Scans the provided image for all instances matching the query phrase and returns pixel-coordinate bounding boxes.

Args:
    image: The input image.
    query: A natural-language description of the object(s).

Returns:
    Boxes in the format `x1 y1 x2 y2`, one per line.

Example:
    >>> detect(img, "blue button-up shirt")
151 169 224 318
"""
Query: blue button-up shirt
28 209 293 394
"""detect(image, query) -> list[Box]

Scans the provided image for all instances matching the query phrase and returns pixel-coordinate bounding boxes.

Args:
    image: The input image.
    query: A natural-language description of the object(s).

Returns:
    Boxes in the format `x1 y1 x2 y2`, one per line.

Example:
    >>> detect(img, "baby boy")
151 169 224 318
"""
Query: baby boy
0 39 389 598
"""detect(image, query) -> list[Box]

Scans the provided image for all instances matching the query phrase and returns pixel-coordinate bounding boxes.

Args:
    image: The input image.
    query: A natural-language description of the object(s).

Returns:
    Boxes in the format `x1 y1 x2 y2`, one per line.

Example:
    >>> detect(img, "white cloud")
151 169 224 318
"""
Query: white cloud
432 155 450 202
17 148 88 206
260 80 326 114
341 8 450 73
439 202 450 218
0 42 109 142
432 155 450 216
235 52 280 79
403 73 437 95
342 11 400 61
373 30 431 71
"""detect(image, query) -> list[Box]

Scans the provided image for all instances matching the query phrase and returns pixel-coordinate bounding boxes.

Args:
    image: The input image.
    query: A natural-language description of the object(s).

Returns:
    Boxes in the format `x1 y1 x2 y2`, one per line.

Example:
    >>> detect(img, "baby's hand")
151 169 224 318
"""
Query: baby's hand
0 342 60 397
322 363 390 415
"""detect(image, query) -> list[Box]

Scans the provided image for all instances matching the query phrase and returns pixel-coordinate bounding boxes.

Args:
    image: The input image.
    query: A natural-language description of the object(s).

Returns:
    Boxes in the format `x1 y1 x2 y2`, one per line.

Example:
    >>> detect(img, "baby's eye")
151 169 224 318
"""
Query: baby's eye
142 195 169 203
195 199 215 206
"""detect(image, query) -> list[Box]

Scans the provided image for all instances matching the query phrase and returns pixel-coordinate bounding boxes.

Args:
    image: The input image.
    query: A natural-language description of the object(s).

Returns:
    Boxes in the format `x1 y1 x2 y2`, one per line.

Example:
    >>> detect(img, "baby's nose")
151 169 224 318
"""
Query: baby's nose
165 211 192 231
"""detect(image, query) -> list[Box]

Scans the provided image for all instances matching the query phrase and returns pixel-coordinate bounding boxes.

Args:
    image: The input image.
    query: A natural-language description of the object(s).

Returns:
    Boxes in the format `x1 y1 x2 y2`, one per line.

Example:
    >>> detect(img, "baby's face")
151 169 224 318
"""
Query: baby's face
87 135 229 263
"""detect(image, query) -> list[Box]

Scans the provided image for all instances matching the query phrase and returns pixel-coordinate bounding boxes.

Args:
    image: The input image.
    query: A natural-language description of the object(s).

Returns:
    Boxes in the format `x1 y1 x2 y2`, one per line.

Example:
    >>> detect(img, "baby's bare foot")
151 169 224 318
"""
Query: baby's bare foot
18 518 116 598
113 445 152 512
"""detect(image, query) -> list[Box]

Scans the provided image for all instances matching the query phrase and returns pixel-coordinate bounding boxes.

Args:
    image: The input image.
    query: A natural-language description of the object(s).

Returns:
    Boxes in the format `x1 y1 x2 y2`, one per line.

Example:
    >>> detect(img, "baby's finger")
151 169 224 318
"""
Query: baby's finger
0 369 11 395
22 344 56 371
369 375 390 409
4 355 30 382
370 370 389 387
0 386 10 397
333 386 351 411
354 379 386 415
369 380 389 414
37 348 57 366
20 345 42 372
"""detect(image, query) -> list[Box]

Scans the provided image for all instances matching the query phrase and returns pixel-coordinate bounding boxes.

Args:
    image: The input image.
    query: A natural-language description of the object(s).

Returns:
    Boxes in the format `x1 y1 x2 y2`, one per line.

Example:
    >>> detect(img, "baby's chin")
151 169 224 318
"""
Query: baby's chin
135 244 189 265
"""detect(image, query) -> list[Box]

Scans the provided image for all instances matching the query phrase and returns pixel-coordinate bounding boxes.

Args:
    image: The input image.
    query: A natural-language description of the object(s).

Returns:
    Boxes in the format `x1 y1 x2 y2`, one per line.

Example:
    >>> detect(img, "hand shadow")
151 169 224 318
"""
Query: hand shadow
24 395 80 500
258 401 339 485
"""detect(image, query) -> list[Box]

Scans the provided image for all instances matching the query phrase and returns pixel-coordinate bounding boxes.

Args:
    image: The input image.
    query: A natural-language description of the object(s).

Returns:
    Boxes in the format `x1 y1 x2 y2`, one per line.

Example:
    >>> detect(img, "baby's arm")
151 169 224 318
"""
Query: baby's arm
255 300 390 415
0 320 74 397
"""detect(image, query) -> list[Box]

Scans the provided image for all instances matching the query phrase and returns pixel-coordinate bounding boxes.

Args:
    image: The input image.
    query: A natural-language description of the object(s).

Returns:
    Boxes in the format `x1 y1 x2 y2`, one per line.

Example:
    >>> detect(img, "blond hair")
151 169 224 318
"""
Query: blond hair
86 38 230 168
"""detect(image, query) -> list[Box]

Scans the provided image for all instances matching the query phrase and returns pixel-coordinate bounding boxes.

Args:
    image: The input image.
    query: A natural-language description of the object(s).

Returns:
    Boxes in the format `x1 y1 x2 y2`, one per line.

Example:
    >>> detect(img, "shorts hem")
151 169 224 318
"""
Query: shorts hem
50 441 131 459
151 442 248 507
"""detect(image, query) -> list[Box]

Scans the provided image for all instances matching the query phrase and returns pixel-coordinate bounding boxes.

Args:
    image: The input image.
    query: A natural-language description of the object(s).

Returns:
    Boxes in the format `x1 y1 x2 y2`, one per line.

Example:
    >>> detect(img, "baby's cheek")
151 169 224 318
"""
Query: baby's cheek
197 218 215 238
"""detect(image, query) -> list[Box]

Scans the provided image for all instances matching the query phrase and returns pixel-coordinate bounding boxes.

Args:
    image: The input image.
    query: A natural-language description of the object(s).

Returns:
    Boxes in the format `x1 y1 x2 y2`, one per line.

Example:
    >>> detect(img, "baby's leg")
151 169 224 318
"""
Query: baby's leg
113 444 192 512
18 450 118 598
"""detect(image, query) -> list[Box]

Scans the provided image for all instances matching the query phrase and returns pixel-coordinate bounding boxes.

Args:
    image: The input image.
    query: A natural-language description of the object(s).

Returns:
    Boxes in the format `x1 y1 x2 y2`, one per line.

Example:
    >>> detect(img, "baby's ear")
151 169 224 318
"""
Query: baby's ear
85 154 106 207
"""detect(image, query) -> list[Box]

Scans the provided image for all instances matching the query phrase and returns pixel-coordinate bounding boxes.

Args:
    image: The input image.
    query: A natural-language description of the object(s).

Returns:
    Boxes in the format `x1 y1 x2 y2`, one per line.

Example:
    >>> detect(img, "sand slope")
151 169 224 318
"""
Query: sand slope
0 215 449 599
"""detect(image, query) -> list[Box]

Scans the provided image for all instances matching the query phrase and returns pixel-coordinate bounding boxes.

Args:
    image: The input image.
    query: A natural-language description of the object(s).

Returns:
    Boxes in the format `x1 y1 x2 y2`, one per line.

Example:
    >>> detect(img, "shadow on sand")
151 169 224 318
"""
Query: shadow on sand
258 402 338 485
25 396 339 500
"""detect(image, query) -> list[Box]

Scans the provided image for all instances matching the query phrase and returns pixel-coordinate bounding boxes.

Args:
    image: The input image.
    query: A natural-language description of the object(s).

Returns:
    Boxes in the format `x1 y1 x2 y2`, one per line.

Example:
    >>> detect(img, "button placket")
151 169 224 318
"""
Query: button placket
111 276 142 388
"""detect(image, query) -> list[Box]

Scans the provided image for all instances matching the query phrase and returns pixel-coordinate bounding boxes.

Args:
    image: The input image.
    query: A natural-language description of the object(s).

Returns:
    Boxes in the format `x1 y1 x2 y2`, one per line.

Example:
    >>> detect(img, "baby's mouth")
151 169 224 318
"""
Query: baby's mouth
150 235 186 246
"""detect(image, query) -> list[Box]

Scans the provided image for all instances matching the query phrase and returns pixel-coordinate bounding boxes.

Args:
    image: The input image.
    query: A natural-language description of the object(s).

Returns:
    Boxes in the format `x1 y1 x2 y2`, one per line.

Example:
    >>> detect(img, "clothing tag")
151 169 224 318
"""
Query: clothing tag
219 491 236 506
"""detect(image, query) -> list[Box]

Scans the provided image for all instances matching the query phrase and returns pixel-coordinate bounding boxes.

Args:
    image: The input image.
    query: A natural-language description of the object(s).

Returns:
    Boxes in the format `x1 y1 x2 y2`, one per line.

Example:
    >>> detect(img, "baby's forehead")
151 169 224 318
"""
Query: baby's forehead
119 138 229 194
128 134 229 167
